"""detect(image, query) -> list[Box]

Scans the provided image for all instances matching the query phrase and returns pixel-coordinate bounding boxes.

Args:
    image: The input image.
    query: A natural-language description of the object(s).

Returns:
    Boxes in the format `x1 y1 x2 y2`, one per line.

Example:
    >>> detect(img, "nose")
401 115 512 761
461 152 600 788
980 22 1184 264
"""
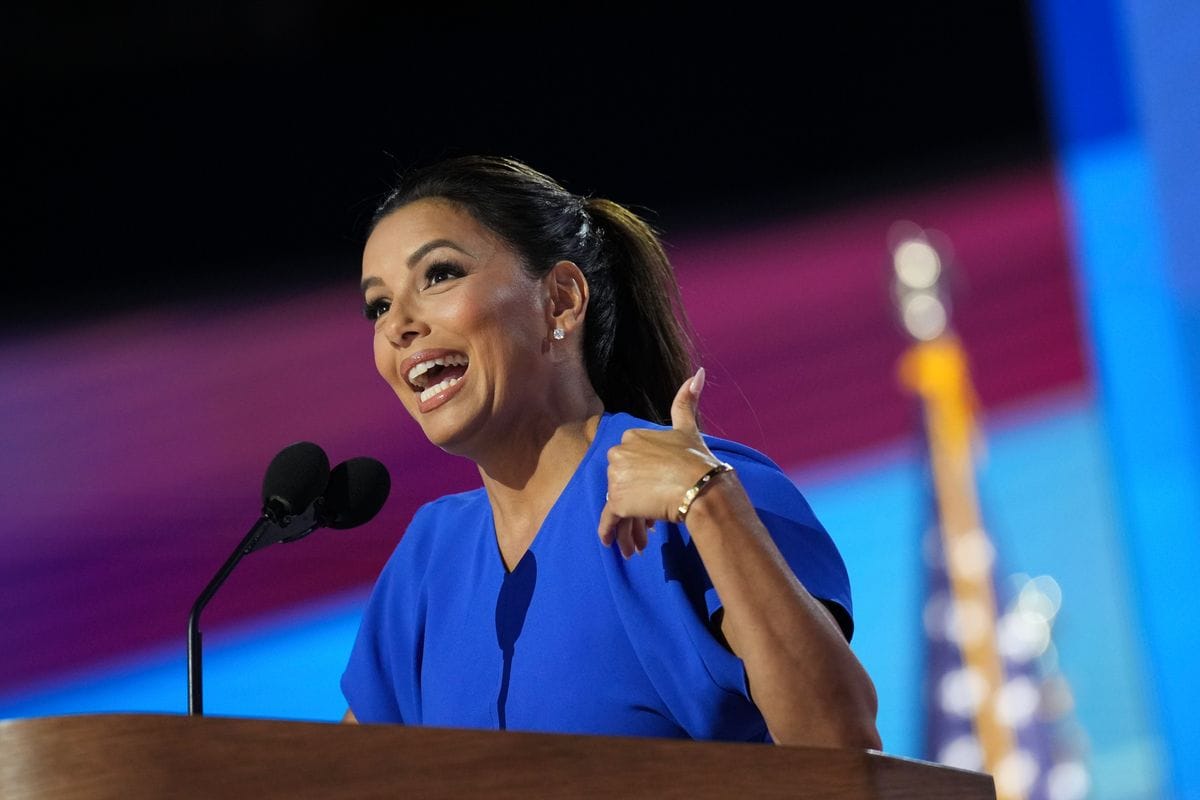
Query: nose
382 301 430 348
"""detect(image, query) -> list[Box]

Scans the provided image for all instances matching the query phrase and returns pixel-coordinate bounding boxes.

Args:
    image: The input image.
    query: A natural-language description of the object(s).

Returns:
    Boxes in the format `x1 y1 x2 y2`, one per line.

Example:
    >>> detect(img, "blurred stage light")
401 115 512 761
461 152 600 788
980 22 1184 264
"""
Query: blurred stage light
893 237 943 290
1017 575 1063 622
1045 761 1090 800
938 734 984 770
946 526 996 581
995 675 1041 727
997 609 1052 662
889 222 955 341
939 665 990 717
948 597 991 647
901 290 948 340
994 749 1040 798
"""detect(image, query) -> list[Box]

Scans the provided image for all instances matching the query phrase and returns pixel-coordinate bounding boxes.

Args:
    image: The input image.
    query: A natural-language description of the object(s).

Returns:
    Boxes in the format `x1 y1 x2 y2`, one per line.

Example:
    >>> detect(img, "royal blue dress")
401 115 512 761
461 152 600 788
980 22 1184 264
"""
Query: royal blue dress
341 411 852 741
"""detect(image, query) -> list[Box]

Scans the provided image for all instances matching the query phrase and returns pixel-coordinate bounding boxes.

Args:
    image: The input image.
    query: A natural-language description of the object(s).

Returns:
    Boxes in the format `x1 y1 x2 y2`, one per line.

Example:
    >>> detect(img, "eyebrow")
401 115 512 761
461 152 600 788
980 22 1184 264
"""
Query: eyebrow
360 239 476 294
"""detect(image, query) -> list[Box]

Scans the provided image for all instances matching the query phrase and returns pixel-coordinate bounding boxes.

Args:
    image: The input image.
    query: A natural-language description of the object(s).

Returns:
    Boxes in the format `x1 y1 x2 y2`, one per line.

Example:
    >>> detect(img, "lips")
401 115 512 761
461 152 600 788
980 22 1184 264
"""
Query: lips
399 349 470 392
397 348 471 413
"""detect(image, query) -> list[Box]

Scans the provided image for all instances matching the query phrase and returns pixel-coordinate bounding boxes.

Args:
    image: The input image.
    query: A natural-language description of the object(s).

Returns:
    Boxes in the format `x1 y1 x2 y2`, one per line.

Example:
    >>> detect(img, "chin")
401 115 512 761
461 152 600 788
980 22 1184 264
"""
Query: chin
412 406 484 458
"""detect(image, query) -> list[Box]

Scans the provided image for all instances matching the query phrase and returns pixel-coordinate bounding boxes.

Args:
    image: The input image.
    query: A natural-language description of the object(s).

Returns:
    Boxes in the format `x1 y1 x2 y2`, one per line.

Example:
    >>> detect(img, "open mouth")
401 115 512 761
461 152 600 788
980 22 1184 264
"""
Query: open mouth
406 354 469 402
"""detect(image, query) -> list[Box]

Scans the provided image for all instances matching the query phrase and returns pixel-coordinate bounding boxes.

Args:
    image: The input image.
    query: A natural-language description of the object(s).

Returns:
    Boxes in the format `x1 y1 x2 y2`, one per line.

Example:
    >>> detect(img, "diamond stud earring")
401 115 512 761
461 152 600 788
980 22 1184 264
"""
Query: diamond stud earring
552 328 565 340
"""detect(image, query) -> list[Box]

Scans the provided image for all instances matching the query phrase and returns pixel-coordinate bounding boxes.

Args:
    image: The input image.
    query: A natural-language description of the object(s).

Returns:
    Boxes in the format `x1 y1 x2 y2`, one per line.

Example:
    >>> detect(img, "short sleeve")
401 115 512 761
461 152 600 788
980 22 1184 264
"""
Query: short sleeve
698 439 853 640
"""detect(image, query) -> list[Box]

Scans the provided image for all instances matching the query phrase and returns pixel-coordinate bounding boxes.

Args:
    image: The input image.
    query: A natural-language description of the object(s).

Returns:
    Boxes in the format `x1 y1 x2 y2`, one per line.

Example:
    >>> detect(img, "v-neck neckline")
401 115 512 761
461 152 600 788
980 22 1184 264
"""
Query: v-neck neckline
489 412 612 575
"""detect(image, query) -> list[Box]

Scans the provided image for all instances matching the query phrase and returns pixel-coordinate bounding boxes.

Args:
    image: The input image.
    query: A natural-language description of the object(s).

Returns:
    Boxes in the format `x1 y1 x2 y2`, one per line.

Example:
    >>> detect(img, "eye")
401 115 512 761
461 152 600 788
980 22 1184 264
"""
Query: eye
425 262 464 287
362 298 390 322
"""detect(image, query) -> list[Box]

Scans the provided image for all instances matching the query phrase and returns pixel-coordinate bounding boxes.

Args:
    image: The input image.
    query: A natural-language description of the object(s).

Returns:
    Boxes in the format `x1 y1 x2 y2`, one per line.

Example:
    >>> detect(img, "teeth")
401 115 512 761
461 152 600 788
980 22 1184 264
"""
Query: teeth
420 375 462 402
407 354 468 388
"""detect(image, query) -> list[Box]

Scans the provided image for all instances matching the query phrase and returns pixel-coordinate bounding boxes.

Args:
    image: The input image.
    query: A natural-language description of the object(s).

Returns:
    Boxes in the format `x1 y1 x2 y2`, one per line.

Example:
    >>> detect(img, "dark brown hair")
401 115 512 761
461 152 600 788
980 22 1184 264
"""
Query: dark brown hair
370 156 695 425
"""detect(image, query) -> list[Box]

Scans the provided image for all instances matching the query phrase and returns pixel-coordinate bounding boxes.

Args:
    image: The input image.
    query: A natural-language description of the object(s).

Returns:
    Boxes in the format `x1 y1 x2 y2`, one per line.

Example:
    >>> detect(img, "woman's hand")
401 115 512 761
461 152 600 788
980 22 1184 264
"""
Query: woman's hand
597 367 724 558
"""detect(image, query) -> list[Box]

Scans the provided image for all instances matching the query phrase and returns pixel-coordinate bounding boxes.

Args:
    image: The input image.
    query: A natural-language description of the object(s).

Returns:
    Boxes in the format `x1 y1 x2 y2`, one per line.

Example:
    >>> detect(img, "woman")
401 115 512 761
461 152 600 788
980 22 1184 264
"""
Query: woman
341 155 880 748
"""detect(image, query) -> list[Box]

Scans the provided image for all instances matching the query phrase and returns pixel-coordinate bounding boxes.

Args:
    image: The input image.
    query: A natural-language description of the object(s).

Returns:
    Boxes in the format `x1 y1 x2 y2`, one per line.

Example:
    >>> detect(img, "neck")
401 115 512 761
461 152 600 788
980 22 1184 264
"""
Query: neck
476 388 604 545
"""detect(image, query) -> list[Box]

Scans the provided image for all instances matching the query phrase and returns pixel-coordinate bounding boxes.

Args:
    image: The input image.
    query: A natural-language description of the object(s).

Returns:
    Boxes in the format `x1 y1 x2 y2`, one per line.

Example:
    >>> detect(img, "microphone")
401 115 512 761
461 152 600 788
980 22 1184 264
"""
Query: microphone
187 441 331 716
251 456 391 551
262 441 332 524
320 456 392 529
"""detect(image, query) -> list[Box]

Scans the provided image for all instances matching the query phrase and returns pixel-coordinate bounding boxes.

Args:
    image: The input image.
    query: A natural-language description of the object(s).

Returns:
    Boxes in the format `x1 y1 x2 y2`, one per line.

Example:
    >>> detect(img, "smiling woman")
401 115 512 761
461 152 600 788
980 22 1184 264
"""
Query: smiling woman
343 155 881 748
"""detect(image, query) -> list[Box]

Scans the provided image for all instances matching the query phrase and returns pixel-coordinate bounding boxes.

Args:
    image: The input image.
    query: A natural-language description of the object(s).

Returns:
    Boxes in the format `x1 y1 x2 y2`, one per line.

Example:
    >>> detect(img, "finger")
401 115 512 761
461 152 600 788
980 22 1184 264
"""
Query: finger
670 366 705 434
631 518 649 553
615 517 634 559
598 502 619 545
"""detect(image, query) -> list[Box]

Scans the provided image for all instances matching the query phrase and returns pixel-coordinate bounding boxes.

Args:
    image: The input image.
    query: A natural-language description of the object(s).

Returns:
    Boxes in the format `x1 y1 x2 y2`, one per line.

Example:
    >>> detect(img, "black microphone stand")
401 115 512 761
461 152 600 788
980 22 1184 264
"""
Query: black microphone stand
187 440 332 716
186 516 273 716
184 450 388 715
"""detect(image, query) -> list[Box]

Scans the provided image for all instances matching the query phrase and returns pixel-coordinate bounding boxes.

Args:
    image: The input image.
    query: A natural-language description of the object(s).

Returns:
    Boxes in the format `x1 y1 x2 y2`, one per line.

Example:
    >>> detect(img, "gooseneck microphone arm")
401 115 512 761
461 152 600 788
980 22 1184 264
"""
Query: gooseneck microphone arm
186 440 331 717
185 444 389 717
187 516 274 716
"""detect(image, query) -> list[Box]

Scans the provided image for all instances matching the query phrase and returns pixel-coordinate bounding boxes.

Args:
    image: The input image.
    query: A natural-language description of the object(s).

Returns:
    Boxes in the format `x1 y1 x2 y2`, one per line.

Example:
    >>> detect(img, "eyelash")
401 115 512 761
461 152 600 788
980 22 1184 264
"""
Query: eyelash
362 299 389 322
424 262 464 286
361 262 465 322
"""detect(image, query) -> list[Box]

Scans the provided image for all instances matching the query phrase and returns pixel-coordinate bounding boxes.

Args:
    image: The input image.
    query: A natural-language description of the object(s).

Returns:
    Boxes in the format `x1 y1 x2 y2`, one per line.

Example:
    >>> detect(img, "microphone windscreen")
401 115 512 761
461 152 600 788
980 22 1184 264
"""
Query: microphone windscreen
261 441 331 519
323 457 391 529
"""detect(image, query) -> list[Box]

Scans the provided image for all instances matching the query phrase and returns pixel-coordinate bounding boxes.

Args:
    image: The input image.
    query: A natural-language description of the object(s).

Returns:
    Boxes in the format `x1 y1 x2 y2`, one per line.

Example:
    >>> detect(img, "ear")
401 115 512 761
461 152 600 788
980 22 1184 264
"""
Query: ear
544 260 589 334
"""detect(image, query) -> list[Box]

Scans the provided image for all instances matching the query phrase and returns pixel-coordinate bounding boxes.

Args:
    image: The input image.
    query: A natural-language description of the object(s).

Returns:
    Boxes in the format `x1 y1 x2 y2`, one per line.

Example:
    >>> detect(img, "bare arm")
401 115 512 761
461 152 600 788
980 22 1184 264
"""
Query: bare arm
342 708 358 724
684 475 881 749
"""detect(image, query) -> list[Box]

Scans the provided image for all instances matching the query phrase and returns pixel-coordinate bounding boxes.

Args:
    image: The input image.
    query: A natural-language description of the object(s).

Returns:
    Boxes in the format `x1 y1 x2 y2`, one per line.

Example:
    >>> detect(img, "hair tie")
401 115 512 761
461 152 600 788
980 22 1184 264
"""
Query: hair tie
577 201 592 240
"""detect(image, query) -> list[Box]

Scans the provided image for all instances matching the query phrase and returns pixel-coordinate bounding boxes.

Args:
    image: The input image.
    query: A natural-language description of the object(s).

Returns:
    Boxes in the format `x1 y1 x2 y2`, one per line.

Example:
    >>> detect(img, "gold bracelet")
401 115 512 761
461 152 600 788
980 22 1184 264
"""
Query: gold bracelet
676 461 734 523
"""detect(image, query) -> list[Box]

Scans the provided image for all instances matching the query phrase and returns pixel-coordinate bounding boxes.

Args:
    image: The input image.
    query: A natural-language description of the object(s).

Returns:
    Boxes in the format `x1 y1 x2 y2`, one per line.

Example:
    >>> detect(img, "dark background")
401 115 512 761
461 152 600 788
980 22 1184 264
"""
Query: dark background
6 3 1046 332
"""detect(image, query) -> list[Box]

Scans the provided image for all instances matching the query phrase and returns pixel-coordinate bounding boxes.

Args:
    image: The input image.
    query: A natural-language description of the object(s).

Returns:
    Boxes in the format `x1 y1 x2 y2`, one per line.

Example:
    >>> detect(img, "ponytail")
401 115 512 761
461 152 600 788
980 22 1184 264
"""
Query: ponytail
583 198 695 424
370 155 696 424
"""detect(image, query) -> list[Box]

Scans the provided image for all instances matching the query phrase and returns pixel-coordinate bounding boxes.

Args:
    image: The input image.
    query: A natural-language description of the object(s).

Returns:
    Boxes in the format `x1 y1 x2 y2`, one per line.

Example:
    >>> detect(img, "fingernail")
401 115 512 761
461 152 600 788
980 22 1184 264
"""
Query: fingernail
690 367 706 395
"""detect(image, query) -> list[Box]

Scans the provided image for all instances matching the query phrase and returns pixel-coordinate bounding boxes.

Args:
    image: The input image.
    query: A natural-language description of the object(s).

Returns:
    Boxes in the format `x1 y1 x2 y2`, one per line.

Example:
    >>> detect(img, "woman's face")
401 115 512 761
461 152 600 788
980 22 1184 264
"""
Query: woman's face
361 198 553 455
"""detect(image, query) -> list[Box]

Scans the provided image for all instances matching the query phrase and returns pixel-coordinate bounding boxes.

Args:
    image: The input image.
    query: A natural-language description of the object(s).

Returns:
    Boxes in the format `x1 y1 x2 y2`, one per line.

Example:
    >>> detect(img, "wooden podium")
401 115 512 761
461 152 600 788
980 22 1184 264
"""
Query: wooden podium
0 714 995 799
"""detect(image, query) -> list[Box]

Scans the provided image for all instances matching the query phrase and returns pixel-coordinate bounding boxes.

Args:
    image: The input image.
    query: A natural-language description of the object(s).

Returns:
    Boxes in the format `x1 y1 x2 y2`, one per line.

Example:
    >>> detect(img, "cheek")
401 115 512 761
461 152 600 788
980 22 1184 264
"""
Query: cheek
473 281 545 340
441 293 478 328
373 331 399 385
445 291 534 354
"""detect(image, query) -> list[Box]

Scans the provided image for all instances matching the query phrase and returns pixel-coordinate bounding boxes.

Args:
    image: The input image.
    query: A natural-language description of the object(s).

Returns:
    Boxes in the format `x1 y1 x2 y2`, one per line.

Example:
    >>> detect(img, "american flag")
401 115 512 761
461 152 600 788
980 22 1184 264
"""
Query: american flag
891 226 1090 800
921 519 1090 800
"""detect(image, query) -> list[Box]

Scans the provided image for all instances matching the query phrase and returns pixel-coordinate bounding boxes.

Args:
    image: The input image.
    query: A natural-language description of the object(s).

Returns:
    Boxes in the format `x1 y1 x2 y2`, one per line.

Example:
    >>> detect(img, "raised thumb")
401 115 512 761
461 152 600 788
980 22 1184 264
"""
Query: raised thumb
670 367 704 432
